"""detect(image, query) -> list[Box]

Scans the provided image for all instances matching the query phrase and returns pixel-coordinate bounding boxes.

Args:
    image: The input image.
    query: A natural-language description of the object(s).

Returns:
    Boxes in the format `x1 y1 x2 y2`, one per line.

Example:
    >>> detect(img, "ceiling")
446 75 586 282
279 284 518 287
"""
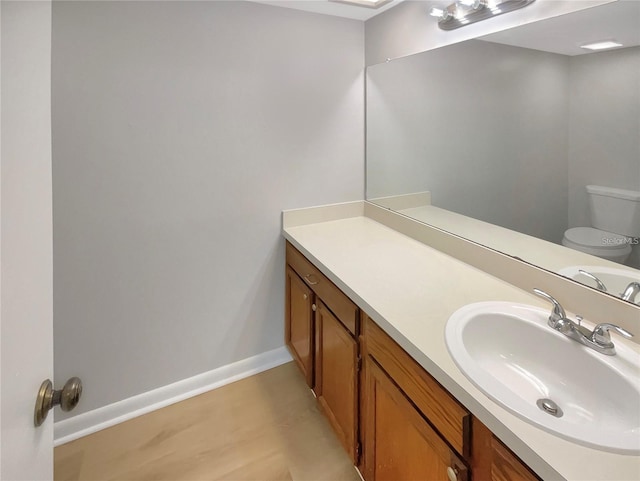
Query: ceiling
481 0 640 56
253 0 403 21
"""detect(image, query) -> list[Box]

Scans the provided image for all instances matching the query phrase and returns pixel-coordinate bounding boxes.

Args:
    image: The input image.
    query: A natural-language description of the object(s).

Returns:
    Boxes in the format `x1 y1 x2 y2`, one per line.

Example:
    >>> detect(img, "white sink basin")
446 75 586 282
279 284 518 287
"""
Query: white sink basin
445 302 640 454
558 265 640 303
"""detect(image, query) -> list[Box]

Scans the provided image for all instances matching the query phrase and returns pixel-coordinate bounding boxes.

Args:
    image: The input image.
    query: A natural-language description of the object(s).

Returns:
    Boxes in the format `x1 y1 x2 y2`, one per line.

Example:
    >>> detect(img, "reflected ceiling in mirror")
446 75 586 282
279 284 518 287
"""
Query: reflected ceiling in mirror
365 1 640 304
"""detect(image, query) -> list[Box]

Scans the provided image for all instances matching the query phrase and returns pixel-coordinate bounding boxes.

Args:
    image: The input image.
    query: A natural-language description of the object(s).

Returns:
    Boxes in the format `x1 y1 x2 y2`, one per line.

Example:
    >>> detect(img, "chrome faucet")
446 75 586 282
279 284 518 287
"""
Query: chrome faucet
578 269 607 292
621 282 640 303
533 288 633 355
533 288 567 328
576 270 640 304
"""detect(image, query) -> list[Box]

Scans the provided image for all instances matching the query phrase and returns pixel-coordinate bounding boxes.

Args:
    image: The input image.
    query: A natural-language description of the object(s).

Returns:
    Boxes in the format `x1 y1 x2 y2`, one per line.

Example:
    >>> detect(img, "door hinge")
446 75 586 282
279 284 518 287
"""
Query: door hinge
355 441 362 461
356 355 362 372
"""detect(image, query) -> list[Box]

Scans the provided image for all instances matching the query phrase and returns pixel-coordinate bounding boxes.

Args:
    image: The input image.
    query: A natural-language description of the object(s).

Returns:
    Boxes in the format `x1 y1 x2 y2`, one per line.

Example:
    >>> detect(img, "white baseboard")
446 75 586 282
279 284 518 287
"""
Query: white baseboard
54 347 293 446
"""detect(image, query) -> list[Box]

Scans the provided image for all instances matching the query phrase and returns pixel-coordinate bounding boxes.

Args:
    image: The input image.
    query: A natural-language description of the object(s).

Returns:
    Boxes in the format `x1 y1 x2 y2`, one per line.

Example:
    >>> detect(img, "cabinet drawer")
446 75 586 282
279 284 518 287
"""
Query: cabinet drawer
286 242 358 336
364 317 471 457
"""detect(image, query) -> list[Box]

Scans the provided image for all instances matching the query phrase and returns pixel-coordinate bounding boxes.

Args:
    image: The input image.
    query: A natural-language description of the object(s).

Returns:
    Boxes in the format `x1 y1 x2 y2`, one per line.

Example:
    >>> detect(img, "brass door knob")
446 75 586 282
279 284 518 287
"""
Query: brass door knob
34 377 83 427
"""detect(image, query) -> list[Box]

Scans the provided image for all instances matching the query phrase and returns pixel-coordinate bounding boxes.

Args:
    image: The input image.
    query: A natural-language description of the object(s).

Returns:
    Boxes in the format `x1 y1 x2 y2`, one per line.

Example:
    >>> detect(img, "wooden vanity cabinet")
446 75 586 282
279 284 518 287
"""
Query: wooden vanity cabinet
471 419 542 481
285 242 360 463
491 439 541 481
315 301 359 462
361 315 541 481
364 357 469 481
285 266 314 387
362 316 470 481
285 243 542 481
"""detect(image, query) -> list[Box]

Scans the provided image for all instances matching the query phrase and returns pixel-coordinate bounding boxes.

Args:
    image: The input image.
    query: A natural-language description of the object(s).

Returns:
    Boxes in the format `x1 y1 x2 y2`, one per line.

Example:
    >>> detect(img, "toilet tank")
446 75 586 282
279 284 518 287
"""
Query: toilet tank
587 185 640 237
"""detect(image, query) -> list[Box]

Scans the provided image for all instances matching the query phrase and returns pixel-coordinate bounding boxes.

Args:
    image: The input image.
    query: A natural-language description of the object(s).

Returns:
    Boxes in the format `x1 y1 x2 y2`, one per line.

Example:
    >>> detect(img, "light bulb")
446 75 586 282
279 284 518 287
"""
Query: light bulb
459 0 482 9
430 6 446 17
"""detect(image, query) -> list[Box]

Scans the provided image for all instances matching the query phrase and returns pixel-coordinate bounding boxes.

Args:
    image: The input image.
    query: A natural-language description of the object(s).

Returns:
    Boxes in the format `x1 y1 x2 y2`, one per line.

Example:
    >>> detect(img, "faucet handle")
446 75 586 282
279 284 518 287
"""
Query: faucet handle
533 288 567 326
620 282 640 302
591 323 634 347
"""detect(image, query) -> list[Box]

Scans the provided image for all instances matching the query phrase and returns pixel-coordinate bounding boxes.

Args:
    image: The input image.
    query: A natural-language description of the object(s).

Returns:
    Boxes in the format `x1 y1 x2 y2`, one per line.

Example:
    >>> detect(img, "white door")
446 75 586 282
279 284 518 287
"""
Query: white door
1 1 54 480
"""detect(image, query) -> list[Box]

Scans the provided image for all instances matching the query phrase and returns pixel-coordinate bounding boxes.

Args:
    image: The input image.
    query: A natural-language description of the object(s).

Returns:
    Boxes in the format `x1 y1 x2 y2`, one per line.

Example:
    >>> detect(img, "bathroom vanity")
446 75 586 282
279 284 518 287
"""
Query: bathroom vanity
282 201 640 481
286 240 537 481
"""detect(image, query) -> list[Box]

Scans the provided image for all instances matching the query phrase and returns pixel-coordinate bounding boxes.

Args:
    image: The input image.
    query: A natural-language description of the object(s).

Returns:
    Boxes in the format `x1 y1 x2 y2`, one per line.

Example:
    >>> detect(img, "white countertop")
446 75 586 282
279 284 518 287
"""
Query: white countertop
283 207 640 481
398 204 635 274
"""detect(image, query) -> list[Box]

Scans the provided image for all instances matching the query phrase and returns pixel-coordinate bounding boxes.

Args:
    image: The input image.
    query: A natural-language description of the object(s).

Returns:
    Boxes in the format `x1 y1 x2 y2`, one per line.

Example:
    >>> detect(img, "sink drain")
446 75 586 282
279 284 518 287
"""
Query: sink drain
537 398 563 418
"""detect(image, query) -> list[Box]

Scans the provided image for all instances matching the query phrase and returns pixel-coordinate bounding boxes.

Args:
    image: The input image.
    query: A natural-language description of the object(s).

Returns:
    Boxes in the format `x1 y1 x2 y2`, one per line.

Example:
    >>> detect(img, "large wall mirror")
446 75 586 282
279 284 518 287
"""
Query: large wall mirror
366 0 640 305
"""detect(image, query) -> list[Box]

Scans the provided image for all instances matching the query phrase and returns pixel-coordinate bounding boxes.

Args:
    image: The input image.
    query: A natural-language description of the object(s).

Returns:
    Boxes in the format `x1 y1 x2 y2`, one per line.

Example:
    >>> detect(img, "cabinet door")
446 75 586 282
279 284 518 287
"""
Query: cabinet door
491 439 540 481
316 301 359 463
471 417 540 481
285 266 314 387
364 358 468 481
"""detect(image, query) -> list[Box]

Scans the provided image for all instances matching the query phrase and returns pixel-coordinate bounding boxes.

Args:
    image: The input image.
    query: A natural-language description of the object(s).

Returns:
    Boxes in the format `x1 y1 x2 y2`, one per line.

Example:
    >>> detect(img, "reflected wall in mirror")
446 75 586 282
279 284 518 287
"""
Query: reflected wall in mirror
366 0 640 305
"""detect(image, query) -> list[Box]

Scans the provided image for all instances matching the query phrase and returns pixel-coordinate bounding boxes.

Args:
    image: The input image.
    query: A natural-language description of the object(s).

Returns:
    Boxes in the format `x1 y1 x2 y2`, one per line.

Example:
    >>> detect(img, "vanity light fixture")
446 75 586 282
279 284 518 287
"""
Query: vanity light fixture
580 40 624 51
431 0 536 30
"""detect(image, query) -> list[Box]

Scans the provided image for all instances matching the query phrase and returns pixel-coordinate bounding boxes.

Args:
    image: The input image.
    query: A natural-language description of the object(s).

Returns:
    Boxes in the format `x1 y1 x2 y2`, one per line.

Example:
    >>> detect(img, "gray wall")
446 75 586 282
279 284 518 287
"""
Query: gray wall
367 40 569 243
52 1 364 417
567 46 640 230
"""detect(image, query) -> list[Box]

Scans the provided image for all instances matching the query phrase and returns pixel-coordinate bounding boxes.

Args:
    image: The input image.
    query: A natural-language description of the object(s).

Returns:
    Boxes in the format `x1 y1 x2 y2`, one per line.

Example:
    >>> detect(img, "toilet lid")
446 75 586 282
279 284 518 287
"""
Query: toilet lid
564 227 630 251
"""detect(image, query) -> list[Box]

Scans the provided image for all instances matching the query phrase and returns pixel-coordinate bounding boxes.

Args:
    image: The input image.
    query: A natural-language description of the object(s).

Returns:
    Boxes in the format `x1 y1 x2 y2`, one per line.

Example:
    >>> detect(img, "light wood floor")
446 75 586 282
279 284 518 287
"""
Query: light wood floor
55 362 361 481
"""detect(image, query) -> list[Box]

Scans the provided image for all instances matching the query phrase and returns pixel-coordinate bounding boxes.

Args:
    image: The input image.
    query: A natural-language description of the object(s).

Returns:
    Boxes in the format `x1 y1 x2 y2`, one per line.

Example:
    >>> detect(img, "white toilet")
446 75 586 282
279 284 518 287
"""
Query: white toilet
562 185 640 264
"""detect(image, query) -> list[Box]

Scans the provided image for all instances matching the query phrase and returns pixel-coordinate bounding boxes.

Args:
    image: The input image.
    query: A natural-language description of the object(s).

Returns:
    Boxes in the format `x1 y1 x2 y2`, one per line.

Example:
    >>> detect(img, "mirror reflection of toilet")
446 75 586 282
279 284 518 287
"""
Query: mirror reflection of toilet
562 185 640 264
